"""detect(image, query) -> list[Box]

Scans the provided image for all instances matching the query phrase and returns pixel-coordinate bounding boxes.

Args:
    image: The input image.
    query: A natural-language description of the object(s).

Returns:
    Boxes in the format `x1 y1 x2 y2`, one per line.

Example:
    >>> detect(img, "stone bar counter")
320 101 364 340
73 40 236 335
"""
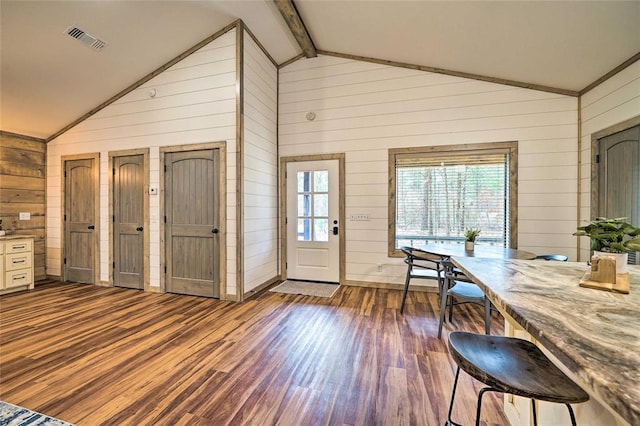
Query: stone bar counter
451 257 639 426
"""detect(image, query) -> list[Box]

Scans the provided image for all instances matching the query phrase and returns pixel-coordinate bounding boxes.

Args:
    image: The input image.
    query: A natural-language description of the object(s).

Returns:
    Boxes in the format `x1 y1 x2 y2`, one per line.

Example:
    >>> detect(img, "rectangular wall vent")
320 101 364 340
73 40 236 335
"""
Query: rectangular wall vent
65 25 107 51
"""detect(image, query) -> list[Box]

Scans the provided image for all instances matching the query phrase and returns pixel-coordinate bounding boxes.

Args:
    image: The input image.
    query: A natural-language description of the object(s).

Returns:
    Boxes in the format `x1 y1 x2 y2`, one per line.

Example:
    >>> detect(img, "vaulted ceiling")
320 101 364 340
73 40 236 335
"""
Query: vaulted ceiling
1 0 639 140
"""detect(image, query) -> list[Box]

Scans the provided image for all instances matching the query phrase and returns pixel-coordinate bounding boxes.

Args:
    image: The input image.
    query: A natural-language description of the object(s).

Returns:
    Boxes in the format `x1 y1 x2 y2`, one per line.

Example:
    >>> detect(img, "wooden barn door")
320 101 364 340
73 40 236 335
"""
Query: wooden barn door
64 156 98 283
113 154 145 289
164 149 220 297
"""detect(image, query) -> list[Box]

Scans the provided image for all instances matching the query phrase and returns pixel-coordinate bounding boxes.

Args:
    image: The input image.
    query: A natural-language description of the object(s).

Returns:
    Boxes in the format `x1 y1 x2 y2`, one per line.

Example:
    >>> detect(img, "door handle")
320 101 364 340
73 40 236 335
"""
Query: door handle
136 226 144 232
212 228 219 234
88 225 95 230
332 226 339 235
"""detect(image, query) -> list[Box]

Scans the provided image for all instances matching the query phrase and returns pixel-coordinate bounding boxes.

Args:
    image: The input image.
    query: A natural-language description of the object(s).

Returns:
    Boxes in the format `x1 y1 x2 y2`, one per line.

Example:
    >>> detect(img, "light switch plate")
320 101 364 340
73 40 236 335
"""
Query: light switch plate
19 212 31 220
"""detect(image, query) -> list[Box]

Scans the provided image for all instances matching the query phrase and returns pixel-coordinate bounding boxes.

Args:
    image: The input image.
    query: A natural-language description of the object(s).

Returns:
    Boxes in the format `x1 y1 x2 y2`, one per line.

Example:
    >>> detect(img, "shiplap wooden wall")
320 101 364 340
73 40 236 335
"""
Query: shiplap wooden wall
279 55 578 287
242 32 279 294
47 29 239 296
0 132 47 279
579 60 640 261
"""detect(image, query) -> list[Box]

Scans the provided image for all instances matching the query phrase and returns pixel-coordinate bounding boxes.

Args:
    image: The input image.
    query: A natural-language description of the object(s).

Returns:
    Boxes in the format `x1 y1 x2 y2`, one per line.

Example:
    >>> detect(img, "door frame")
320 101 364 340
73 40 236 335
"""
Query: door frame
160 142 227 299
280 153 346 284
61 153 100 284
108 148 150 290
590 114 640 219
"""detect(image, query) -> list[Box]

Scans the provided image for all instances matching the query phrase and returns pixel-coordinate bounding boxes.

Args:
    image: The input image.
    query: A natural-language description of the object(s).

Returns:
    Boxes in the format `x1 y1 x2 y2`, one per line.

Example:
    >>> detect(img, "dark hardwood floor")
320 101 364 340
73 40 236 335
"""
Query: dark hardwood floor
0 281 508 425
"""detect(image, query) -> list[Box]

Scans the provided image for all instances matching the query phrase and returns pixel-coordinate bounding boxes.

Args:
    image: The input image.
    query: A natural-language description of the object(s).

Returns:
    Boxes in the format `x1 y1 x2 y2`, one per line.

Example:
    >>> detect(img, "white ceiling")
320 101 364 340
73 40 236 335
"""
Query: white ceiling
1 0 639 140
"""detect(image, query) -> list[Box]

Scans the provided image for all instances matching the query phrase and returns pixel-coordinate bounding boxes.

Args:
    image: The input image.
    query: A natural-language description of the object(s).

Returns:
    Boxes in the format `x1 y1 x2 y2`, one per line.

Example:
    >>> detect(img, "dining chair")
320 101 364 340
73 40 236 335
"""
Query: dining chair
438 259 491 339
446 331 589 426
535 254 568 261
399 246 444 314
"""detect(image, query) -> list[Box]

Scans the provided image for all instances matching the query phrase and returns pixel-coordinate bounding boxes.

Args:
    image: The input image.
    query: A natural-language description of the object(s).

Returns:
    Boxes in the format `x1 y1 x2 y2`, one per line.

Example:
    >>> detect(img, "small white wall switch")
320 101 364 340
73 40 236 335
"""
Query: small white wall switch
149 188 158 195
19 212 31 220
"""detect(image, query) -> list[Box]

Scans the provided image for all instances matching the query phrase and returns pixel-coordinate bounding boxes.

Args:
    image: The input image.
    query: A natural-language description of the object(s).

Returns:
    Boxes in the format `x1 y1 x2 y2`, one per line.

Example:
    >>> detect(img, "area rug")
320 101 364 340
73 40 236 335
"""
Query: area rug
0 401 74 426
270 280 340 298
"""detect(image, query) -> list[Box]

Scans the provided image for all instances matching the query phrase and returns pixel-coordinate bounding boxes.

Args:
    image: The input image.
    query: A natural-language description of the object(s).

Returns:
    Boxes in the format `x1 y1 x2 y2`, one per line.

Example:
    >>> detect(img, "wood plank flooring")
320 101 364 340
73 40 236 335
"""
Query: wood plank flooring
0 281 508 425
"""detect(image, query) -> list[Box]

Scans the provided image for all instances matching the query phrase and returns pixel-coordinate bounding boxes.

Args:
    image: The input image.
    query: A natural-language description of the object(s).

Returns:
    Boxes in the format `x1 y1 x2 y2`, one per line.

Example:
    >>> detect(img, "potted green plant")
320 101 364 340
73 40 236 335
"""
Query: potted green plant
573 217 640 274
464 227 481 251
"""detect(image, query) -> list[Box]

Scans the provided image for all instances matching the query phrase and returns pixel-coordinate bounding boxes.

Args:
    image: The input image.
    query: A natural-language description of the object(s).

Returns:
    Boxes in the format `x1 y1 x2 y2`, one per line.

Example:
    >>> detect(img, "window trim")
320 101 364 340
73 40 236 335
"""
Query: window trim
388 141 518 257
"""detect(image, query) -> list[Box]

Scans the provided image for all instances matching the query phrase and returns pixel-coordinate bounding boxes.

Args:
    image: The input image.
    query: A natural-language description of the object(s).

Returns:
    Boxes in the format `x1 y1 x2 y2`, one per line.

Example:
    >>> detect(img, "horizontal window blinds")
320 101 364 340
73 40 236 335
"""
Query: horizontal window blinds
395 150 509 247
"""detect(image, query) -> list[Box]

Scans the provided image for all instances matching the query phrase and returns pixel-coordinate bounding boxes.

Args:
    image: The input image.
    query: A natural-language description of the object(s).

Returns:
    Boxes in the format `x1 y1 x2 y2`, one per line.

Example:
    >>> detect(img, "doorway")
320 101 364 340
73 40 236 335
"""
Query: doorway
282 155 345 283
592 118 640 264
62 154 99 283
110 150 149 289
163 147 222 297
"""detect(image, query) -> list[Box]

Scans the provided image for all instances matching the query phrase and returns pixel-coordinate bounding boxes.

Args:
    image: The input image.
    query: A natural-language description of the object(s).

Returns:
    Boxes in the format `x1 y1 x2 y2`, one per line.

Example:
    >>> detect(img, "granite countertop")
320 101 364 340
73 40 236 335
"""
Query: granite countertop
451 257 639 426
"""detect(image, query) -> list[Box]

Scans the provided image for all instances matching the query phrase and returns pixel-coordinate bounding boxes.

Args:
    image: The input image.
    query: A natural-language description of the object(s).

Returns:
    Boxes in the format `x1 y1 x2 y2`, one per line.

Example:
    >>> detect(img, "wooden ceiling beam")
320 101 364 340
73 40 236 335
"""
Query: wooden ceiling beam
273 0 317 58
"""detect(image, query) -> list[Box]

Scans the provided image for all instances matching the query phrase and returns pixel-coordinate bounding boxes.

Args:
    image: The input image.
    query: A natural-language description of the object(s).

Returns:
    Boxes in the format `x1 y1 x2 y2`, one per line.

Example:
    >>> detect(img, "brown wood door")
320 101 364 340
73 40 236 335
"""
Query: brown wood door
64 158 96 283
598 125 639 221
165 150 220 297
113 155 144 289
598 124 640 264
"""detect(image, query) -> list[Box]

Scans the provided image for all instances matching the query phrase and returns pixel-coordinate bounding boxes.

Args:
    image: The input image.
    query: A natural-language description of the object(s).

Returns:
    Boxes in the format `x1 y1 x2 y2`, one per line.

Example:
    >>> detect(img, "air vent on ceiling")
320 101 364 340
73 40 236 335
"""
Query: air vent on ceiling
65 25 107 51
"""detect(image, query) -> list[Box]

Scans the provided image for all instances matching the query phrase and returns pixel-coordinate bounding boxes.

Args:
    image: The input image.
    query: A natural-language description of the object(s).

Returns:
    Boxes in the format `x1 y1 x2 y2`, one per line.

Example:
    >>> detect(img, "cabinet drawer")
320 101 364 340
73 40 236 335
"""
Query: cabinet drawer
6 252 33 271
5 239 32 254
5 268 32 289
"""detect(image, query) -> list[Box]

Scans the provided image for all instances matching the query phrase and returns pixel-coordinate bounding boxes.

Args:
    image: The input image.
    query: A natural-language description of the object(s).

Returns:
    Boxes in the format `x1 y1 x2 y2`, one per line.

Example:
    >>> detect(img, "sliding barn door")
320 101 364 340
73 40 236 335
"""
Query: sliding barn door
164 150 220 297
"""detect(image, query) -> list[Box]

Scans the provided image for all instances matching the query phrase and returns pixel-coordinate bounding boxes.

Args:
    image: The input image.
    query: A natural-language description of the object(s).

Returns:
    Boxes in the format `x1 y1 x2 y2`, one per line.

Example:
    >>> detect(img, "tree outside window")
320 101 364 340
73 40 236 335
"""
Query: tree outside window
388 142 518 255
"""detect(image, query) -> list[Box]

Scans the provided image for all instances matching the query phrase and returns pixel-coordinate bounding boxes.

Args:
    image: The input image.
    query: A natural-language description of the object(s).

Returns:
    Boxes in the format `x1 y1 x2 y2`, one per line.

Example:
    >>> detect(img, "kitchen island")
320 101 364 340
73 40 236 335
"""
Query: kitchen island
451 257 639 426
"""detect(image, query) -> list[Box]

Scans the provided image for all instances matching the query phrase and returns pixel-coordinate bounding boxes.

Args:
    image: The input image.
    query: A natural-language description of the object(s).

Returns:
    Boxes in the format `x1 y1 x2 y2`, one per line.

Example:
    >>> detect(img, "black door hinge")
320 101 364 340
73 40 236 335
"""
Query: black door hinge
595 154 600 164
112 168 116 176
64 258 67 265
164 266 167 274
112 262 115 269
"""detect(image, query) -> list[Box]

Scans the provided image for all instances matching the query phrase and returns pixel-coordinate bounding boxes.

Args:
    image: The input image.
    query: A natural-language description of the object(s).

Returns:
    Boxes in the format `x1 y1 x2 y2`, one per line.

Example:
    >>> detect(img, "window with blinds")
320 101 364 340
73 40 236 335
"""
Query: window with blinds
389 143 517 253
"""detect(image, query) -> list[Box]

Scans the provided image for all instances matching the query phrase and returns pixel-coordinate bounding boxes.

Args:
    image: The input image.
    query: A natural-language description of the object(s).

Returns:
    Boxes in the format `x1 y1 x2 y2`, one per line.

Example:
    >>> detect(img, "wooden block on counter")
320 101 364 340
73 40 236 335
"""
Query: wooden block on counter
579 272 630 294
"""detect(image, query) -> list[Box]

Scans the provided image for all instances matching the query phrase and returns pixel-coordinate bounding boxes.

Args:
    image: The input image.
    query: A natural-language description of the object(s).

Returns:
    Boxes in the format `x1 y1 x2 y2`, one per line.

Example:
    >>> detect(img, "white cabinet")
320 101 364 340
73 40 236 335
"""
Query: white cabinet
0 237 35 294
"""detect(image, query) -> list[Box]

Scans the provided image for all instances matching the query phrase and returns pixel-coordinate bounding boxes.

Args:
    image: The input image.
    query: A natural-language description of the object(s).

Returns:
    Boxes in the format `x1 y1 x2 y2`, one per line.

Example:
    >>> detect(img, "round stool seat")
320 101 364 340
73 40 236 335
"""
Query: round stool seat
448 282 485 302
448 331 589 404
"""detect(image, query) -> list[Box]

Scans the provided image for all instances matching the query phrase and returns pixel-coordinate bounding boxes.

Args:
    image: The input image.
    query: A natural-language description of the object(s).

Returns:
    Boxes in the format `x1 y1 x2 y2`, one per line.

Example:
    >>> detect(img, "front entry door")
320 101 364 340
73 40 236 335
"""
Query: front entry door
64 157 97 283
113 154 144 289
286 160 340 283
165 150 220 297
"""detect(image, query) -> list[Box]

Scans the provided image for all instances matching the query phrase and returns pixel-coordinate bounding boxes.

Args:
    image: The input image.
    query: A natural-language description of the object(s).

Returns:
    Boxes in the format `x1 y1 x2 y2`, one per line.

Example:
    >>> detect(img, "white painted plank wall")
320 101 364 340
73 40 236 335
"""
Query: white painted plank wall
279 55 578 286
579 60 640 261
242 33 278 292
46 29 239 296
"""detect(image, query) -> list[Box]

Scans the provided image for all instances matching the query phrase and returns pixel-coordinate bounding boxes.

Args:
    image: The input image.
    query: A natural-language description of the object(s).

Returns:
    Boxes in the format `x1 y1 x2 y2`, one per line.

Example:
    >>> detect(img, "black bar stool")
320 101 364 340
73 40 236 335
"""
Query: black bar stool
446 331 589 426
